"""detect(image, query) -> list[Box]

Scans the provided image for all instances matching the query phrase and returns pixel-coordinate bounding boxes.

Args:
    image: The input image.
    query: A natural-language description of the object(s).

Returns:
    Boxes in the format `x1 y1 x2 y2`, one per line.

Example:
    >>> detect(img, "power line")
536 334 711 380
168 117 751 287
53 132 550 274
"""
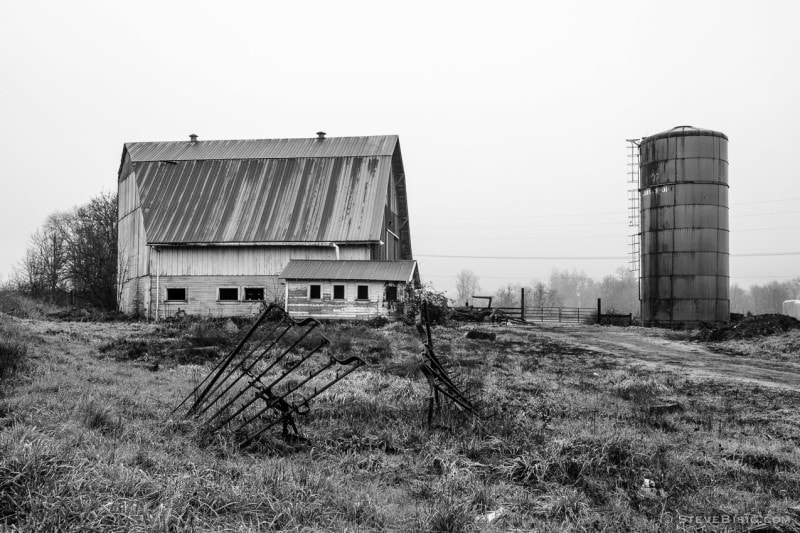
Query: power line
417 254 627 260
735 252 800 257
422 273 800 281
415 221 622 230
417 252 800 260
414 213 800 232
415 210 620 221
414 198 800 222
414 234 627 240
735 209 800 217
416 224 800 239
733 195 800 205
735 225 800 232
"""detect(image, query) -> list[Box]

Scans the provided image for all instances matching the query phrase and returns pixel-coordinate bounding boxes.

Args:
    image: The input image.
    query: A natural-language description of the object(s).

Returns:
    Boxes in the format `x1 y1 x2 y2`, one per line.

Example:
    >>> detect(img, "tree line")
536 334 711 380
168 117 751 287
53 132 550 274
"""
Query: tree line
455 269 800 317
8 192 118 310
730 280 800 315
455 267 639 314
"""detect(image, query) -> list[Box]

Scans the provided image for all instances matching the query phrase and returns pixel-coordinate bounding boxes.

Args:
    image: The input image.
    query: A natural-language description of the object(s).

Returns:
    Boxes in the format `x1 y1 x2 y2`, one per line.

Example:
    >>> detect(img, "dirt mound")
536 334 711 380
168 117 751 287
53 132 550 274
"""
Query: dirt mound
701 314 800 341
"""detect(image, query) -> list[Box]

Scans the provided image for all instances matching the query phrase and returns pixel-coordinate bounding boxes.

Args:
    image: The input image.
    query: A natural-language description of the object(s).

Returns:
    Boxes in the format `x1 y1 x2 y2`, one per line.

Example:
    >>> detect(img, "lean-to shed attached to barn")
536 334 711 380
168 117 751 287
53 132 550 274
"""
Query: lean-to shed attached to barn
280 259 419 320
117 133 414 318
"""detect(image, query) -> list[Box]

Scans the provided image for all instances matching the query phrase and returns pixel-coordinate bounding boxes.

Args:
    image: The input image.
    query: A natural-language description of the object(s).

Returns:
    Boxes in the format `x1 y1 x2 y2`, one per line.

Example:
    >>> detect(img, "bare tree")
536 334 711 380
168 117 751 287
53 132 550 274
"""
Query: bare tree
13 213 72 303
750 281 793 314
454 269 481 306
62 191 118 309
494 284 520 308
12 191 118 310
729 283 751 314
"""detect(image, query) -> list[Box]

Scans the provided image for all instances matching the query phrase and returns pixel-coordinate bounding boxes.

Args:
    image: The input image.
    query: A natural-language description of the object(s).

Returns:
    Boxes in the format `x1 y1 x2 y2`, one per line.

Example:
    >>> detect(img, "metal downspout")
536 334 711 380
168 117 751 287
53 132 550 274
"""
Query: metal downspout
155 247 160 322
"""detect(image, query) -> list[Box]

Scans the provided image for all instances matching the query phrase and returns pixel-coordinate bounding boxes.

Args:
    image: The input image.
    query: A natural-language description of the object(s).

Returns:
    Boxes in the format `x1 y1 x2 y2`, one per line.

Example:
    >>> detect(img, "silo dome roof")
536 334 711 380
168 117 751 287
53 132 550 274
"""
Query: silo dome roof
644 125 728 142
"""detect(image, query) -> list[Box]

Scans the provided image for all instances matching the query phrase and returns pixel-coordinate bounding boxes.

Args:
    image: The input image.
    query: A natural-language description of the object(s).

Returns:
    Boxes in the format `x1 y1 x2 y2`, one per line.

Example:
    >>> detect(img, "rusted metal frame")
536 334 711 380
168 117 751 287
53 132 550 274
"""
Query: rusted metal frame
209 339 329 431
178 303 275 416
423 345 467 402
240 358 365 448
424 360 476 413
420 363 440 427
231 353 340 432
202 325 326 429
193 319 298 418
422 363 475 414
417 300 478 422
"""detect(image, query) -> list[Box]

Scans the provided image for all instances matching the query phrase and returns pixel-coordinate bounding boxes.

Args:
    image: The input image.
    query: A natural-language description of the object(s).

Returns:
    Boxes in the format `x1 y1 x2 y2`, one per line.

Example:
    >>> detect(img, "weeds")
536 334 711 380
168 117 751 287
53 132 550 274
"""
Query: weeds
0 320 28 389
1 317 800 530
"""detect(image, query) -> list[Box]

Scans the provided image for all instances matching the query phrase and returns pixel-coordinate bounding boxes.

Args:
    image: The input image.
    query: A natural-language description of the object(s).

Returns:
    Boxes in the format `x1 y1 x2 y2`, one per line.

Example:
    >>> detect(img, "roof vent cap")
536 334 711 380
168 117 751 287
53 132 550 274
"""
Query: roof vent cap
189 134 198 143
316 131 326 140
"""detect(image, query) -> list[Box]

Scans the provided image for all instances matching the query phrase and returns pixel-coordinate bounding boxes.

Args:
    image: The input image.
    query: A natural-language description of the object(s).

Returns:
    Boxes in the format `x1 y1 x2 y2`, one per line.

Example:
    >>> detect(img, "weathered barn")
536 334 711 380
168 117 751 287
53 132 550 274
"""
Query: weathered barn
117 134 413 318
280 259 419 320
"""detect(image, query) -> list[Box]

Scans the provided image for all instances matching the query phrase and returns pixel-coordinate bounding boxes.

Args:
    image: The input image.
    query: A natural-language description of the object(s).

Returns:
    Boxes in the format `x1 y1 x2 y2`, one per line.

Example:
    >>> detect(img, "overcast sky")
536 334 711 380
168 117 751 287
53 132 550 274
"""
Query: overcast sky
1 0 798 298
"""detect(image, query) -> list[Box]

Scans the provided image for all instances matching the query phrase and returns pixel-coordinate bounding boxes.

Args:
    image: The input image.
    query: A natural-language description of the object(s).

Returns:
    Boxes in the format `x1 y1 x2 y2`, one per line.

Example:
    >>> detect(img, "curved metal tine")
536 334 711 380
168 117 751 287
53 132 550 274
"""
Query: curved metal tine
195 319 295 417
202 331 308 429
232 353 336 433
240 361 364 447
182 304 278 416
425 348 460 392
208 338 327 431
433 371 473 406
431 381 476 414
200 317 319 417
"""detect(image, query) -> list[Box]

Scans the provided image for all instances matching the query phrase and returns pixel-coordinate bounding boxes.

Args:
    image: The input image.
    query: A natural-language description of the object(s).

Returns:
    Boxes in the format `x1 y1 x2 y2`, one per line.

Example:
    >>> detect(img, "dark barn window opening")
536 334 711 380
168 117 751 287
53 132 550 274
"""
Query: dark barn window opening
244 287 265 301
357 285 369 300
166 288 187 301
385 286 398 302
309 284 322 299
333 285 345 300
219 288 239 301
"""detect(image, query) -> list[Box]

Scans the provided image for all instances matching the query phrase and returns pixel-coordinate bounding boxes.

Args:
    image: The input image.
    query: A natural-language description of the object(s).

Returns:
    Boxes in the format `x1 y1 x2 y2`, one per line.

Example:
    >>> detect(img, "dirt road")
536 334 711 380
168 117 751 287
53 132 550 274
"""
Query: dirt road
529 322 800 391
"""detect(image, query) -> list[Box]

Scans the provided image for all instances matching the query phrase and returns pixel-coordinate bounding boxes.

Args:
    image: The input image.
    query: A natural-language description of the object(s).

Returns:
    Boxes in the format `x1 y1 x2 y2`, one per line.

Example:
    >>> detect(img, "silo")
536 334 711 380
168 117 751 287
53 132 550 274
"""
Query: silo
639 125 729 326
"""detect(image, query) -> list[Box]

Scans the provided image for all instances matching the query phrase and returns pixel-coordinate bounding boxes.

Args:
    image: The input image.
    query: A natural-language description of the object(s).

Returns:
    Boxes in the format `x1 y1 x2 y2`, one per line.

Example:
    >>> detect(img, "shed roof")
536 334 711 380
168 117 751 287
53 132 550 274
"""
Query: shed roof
280 260 417 282
121 136 404 245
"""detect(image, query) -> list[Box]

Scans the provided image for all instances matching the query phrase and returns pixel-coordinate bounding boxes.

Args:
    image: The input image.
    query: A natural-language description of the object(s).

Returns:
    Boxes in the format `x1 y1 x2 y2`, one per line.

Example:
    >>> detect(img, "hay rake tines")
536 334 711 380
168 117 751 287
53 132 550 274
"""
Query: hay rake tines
417 300 479 426
176 304 365 445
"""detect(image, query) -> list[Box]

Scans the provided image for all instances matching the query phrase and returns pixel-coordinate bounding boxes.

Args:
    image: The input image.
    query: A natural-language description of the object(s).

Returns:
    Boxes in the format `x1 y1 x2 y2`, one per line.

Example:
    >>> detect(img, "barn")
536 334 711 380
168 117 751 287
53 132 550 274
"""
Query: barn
117 133 414 319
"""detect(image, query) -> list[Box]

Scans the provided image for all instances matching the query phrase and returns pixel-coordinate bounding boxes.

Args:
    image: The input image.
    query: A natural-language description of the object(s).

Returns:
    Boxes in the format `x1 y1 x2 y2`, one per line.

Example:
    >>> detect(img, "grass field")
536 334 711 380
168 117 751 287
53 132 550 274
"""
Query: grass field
1 312 799 532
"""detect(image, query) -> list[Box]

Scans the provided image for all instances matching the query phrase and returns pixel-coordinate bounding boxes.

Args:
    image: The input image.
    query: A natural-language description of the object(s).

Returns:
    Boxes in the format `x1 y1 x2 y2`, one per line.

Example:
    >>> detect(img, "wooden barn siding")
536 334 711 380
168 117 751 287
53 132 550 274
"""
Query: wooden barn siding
152 275 279 318
286 280 405 320
147 246 371 318
117 165 151 314
154 245 370 276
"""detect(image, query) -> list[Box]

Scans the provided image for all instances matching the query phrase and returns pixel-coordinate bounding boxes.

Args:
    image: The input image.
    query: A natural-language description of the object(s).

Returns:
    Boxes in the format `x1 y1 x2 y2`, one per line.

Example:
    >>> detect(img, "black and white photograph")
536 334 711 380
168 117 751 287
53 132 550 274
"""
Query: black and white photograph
1 1 799 531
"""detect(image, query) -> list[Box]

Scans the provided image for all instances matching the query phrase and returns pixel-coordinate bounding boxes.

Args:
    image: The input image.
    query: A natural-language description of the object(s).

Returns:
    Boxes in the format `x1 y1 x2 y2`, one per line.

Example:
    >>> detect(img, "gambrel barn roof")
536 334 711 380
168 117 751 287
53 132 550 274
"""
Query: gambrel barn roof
118 135 411 252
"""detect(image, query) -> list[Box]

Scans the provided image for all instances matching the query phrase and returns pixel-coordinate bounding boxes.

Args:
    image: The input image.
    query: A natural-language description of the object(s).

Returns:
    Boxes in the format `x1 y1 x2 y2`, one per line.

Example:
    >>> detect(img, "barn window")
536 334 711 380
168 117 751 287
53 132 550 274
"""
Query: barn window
166 288 186 301
218 288 239 301
357 285 369 300
244 287 264 301
309 284 321 299
385 286 398 302
333 285 345 300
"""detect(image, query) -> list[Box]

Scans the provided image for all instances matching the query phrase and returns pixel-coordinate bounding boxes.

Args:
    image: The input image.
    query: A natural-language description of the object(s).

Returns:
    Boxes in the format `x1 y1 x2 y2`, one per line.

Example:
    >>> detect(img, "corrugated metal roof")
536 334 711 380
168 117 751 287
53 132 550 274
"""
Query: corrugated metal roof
126 135 398 161
280 260 417 282
134 154 392 243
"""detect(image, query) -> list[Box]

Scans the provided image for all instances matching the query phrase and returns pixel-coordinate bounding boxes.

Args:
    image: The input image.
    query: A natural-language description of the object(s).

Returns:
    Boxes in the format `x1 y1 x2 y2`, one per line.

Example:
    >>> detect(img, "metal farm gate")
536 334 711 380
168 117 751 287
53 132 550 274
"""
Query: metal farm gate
493 306 598 324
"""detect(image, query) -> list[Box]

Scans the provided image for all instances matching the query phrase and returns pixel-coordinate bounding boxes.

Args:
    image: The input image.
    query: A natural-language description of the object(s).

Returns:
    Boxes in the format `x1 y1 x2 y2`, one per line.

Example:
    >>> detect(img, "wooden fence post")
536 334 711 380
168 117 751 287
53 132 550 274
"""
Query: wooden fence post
520 288 525 321
597 298 602 325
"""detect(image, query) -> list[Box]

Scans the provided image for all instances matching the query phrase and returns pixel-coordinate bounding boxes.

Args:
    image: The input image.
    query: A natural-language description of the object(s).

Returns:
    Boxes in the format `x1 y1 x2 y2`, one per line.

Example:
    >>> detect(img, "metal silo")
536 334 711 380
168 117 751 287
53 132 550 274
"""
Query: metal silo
639 126 729 326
